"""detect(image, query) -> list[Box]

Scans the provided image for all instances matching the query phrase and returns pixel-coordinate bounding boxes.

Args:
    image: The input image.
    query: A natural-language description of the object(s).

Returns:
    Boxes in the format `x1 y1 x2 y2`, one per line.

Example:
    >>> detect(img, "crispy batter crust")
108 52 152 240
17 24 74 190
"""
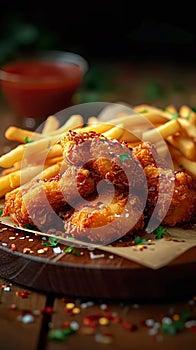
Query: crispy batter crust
3 131 196 242
132 142 196 226
63 192 144 244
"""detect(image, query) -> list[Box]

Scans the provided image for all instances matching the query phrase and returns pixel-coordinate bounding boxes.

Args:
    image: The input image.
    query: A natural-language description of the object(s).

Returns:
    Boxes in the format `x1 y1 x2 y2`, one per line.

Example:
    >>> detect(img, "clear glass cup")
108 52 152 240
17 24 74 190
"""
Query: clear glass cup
0 50 88 119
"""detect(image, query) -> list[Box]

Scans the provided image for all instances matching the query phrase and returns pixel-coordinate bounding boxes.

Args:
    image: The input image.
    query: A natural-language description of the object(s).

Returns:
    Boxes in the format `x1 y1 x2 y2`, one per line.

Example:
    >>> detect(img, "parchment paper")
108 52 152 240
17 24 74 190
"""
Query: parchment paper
0 215 195 269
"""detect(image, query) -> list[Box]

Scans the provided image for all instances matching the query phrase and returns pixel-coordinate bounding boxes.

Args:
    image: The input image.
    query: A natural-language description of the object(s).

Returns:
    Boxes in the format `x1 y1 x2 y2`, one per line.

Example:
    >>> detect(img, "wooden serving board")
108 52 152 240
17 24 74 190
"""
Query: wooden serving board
0 222 195 300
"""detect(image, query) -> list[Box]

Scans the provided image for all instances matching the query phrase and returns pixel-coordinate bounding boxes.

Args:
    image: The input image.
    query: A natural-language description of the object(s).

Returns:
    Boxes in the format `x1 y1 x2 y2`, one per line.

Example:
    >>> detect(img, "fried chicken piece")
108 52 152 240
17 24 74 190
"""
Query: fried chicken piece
58 131 146 243
132 142 196 227
3 180 39 227
63 190 144 244
162 170 196 226
3 131 196 242
3 176 67 229
59 130 146 191
3 166 98 230
132 141 169 168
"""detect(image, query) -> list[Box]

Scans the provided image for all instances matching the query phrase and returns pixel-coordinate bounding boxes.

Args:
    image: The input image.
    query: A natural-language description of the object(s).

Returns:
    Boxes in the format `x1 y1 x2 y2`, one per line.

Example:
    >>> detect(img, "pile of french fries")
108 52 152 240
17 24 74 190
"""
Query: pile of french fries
0 104 195 198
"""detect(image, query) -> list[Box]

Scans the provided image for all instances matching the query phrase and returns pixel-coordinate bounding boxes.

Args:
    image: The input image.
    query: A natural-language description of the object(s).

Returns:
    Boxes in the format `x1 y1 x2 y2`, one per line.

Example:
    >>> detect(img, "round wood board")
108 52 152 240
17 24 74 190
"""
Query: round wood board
0 223 195 300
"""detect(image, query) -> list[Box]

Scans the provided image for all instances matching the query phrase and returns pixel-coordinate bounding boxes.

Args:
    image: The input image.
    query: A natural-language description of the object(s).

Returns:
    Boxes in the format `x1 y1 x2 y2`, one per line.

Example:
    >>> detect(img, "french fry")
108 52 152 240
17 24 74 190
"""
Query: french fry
8 161 63 190
168 145 196 178
17 134 64 164
44 155 63 166
24 136 58 154
0 140 47 168
0 174 13 197
107 112 169 131
177 118 196 139
1 162 63 198
167 134 196 161
99 102 168 124
0 144 25 168
120 129 142 143
179 105 193 117
5 113 83 143
134 104 171 120
97 103 131 122
102 124 124 140
165 104 178 115
179 105 196 128
41 115 60 135
87 116 100 125
39 162 62 180
1 162 21 175
5 126 43 143
8 165 44 188
76 123 113 134
142 119 181 143
0 135 63 168
46 114 84 136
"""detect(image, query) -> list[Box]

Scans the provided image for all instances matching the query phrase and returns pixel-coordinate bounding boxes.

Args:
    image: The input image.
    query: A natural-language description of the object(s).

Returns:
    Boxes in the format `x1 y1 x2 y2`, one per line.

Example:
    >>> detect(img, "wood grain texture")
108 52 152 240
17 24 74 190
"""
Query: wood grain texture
0 277 47 350
47 297 196 350
1 276 196 350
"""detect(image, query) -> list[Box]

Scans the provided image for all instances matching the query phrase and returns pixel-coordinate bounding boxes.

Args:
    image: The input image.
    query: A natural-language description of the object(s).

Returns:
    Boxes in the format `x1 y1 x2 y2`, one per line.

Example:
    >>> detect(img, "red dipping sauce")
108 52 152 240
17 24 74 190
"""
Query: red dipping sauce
0 51 87 118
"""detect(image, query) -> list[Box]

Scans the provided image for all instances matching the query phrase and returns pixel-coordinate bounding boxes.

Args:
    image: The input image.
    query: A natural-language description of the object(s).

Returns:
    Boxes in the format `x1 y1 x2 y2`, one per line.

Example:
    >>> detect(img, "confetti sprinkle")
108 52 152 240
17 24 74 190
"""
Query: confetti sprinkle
109 255 114 259
94 333 113 344
162 317 172 325
0 227 8 232
23 247 31 254
122 320 137 332
3 285 11 292
100 304 109 311
41 306 53 315
89 252 105 259
16 290 30 298
53 247 62 254
65 302 75 310
70 321 80 331
21 314 35 324
37 248 46 254
99 317 110 326
11 243 17 251
49 328 76 341
145 319 155 327
72 307 81 315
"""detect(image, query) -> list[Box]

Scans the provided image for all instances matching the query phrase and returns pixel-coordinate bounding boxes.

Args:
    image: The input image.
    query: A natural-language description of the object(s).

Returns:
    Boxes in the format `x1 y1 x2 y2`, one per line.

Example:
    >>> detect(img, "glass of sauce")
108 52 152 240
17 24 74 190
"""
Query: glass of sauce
0 51 88 119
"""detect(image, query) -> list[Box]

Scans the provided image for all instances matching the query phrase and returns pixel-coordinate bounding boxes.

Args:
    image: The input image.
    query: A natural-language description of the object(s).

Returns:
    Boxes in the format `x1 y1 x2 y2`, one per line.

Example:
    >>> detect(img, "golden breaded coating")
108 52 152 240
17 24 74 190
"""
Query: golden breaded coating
3 166 99 230
2 131 196 242
59 130 146 191
132 142 196 227
63 191 144 244
163 170 196 226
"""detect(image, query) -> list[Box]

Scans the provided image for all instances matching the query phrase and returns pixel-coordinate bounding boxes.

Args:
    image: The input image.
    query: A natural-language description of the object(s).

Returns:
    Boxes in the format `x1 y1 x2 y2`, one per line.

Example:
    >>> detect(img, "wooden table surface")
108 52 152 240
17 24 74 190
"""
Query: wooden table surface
0 275 195 350
0 61 196 350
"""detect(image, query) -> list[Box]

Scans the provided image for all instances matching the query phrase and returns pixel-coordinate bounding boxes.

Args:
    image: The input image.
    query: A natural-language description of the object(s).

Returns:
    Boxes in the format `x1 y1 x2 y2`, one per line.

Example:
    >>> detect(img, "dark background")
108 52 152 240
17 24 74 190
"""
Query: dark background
0 2 195 111
0 2 195 65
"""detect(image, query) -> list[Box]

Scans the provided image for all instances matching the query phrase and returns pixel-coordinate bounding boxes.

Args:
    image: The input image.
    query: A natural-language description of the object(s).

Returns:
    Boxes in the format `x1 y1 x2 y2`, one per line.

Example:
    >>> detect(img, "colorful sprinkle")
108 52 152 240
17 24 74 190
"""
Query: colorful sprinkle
21 314 35 324
94 333 113 344
99 317 110 326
